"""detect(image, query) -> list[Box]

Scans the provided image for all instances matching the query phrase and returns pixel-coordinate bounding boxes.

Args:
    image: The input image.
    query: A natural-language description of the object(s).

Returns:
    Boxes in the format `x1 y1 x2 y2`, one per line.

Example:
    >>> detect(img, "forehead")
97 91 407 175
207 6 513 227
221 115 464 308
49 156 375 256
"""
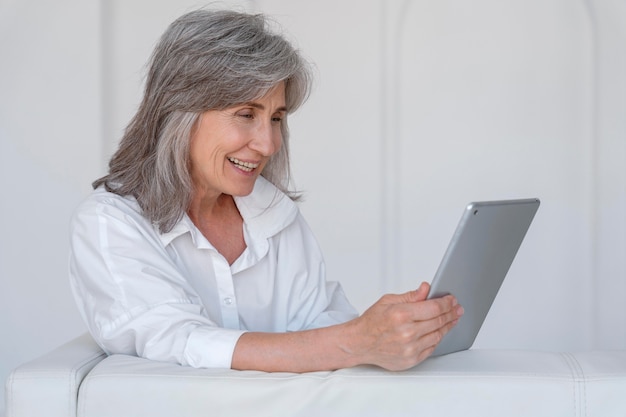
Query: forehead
243 82 286 109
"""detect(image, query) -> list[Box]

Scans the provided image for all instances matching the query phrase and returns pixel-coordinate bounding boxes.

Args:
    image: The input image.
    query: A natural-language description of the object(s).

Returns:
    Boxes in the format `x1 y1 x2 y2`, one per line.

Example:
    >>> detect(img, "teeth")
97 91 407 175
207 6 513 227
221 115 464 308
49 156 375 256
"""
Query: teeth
228 157 259 172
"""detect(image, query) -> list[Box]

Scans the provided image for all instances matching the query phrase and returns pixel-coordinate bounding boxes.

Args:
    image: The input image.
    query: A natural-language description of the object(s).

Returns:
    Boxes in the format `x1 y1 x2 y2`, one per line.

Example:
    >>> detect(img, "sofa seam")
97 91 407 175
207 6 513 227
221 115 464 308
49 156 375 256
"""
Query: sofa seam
560 352 588 417
70 351 108 417
81 372 583 382
568 353 588 417
6 369 15 417
4 349 103 417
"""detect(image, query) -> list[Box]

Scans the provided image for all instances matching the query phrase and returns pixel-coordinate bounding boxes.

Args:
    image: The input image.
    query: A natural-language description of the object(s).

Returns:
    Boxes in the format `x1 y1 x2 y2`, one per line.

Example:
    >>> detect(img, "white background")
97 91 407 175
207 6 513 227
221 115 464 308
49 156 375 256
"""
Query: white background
1 0 625 414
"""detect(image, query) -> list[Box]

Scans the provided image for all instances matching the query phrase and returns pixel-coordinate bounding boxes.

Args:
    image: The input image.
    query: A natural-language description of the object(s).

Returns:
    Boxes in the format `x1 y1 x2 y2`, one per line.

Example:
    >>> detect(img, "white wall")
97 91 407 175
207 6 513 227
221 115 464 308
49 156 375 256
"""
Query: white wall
0 1 102 415
2 0 625 414
257 0 626 351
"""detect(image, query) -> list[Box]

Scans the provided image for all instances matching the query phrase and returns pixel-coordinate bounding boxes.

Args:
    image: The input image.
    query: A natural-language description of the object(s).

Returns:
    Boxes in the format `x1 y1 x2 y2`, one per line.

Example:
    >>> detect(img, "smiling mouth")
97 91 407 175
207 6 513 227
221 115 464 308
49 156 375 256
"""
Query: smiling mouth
227 157 259 172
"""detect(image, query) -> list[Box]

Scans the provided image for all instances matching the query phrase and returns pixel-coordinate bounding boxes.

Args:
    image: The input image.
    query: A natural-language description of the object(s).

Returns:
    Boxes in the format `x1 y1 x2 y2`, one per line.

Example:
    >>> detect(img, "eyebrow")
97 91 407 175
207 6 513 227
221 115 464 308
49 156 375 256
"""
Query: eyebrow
245 102 288 113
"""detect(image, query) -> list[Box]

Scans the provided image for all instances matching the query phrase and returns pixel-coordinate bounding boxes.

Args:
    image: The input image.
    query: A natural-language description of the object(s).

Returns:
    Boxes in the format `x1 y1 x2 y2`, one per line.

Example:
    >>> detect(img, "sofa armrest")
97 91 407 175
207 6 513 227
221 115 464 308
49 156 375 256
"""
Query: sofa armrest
5 333 106 417
77 349 626 417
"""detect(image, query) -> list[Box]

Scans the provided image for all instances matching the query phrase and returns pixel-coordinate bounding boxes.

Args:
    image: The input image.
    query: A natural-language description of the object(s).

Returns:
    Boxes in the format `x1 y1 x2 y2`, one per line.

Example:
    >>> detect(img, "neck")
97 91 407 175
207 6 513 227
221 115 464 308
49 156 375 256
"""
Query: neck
186 192 246 265
187 192 233 223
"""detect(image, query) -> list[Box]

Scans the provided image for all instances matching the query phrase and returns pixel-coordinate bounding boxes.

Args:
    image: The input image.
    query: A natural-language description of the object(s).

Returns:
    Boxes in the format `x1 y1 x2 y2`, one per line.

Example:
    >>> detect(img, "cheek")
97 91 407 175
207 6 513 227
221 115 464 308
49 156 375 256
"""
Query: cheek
211 151 223 179
188 136 221 180
274 128 284 152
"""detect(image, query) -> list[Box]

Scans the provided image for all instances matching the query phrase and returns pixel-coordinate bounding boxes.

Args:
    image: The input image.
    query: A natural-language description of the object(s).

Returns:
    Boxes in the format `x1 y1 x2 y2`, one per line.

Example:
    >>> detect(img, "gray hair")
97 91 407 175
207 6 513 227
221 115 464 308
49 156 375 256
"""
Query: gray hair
93 8 312 233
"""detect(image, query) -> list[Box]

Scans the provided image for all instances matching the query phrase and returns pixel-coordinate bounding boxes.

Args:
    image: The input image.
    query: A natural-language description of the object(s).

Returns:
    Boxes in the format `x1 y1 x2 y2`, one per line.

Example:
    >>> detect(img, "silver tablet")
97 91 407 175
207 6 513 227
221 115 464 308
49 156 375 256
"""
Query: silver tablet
428 198 540 356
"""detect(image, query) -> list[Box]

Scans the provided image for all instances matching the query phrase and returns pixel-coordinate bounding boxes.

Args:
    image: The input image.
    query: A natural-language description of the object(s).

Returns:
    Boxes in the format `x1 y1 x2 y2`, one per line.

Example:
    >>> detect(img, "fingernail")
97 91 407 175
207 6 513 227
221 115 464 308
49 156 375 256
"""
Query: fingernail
457 306 464 316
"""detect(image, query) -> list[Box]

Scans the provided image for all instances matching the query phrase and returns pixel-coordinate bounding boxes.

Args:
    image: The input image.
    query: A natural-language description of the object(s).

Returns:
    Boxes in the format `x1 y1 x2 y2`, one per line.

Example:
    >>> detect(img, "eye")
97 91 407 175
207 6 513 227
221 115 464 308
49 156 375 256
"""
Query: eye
272 112 285 123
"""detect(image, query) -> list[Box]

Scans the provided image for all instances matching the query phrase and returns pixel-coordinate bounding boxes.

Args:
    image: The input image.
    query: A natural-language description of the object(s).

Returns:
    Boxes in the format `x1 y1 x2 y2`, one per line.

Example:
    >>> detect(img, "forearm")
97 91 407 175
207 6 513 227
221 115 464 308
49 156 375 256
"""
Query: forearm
231 285 463 373
231 321 361 373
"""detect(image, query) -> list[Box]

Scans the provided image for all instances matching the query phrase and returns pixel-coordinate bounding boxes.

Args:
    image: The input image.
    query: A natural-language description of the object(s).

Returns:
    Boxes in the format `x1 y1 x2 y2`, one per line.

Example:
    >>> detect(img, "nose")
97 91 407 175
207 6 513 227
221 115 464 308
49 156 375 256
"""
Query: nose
249 120 281 156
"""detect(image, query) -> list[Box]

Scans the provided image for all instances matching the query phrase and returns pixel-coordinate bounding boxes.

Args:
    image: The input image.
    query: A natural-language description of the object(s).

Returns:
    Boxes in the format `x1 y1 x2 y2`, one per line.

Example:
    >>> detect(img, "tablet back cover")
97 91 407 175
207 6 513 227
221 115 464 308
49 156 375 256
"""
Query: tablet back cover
429 198 540 356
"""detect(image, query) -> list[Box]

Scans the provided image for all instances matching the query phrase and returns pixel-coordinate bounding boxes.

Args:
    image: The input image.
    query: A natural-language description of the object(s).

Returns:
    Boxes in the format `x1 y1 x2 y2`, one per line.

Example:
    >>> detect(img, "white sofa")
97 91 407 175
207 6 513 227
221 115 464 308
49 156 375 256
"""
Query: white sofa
5 333 626 417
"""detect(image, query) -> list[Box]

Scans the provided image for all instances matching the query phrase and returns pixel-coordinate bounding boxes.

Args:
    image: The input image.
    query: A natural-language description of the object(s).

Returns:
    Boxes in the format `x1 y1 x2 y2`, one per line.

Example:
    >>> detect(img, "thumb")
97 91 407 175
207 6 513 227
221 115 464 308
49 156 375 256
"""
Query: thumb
386 282 430 304
411 281 431 302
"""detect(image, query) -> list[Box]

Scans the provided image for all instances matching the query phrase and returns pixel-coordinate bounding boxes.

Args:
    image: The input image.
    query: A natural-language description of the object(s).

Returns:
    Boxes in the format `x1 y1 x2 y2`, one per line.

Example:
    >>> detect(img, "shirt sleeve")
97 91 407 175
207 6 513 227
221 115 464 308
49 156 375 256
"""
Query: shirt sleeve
69 194 245 368
279 214 359 331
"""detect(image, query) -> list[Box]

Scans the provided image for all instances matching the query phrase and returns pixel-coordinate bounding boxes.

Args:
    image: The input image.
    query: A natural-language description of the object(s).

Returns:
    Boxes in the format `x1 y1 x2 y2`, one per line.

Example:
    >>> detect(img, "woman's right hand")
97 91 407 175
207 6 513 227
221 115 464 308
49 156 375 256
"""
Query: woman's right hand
232 282 462 373
343 282 463 371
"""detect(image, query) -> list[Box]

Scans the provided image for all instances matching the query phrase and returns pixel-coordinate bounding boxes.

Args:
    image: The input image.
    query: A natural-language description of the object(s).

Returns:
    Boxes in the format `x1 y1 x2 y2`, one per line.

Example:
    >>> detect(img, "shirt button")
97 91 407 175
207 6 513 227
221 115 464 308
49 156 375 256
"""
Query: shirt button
223 297 233 306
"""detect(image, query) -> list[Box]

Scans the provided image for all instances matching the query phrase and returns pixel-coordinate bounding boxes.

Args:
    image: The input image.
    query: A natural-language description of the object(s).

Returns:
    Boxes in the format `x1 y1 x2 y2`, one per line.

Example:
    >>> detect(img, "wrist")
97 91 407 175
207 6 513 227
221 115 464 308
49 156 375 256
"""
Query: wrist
335 317 368 369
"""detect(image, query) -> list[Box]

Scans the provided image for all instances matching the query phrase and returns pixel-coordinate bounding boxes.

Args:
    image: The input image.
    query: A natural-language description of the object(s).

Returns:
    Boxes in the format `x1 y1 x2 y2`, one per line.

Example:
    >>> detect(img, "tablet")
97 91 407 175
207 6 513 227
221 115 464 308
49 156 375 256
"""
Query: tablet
428 198 540 356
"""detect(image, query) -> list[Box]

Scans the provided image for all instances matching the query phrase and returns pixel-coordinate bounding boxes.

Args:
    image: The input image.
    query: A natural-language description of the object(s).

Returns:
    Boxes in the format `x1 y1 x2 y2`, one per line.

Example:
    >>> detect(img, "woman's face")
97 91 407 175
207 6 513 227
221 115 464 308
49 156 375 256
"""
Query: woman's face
189 83 286 201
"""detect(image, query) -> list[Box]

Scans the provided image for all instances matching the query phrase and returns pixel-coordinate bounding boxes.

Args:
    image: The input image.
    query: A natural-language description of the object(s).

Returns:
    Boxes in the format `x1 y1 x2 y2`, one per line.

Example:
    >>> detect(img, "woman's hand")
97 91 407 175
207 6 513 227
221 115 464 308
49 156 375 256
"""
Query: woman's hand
232 282 463 372
342 282 463 371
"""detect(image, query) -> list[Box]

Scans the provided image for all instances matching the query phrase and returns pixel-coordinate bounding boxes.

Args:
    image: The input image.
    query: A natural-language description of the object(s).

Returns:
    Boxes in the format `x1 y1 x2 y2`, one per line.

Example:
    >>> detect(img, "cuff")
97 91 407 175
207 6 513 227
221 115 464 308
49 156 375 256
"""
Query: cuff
184 327 247 368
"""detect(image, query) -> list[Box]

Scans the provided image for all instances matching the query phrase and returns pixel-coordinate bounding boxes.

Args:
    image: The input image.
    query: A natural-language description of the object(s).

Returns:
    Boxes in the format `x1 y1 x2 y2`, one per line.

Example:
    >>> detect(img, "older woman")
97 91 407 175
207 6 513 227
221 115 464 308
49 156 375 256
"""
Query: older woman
70 8 463 373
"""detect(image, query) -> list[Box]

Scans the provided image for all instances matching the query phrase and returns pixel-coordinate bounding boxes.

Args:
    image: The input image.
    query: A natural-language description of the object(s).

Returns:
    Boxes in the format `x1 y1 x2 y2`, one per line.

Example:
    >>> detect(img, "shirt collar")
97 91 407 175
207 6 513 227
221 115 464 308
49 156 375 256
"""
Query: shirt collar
158 176 298 248
158 215 196 247
234 176 298 241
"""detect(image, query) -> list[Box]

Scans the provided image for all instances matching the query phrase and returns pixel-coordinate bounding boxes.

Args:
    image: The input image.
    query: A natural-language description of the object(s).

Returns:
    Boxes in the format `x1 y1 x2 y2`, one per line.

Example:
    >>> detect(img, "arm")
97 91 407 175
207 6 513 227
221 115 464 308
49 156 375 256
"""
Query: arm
232 282 463 372
69 193 245 368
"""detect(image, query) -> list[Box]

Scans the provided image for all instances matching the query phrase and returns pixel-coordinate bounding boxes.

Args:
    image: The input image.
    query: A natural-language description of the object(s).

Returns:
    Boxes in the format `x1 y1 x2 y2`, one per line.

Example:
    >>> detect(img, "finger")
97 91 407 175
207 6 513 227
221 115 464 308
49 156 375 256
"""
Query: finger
423 312 461 350
405 295 459 322
379 282 430 305
416 304 463 338
393 282 431 304
394 316 460 369
411 282 430 302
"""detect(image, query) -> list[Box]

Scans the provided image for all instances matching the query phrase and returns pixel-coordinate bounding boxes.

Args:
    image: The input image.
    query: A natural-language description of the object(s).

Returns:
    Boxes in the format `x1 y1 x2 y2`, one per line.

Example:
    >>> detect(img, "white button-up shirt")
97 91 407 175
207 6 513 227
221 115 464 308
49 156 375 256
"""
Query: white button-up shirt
69 177 358 368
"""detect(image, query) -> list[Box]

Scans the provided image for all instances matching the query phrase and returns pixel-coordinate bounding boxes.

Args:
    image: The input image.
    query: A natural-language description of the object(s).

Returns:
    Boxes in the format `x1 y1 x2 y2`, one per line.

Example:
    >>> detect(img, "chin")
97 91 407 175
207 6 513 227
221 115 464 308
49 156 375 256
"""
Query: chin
228 184 256 197
223 172 261 197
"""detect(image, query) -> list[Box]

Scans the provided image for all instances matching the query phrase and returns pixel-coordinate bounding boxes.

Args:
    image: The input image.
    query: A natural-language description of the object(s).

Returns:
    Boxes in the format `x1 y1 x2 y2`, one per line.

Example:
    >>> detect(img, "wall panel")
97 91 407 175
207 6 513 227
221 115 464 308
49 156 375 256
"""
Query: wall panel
587 0 626 349
389 0 595 350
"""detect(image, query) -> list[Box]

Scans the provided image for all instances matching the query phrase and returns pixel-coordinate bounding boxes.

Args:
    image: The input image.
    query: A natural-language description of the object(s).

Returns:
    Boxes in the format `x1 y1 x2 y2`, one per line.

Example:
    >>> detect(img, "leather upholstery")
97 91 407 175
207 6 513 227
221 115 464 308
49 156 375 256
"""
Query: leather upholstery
5 334 105 417
6 334 626 417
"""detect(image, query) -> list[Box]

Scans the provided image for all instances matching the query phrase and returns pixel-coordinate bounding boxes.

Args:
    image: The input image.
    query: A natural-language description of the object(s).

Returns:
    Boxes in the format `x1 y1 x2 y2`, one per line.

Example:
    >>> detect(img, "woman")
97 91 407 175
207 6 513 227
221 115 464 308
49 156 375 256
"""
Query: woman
70 8 463 372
